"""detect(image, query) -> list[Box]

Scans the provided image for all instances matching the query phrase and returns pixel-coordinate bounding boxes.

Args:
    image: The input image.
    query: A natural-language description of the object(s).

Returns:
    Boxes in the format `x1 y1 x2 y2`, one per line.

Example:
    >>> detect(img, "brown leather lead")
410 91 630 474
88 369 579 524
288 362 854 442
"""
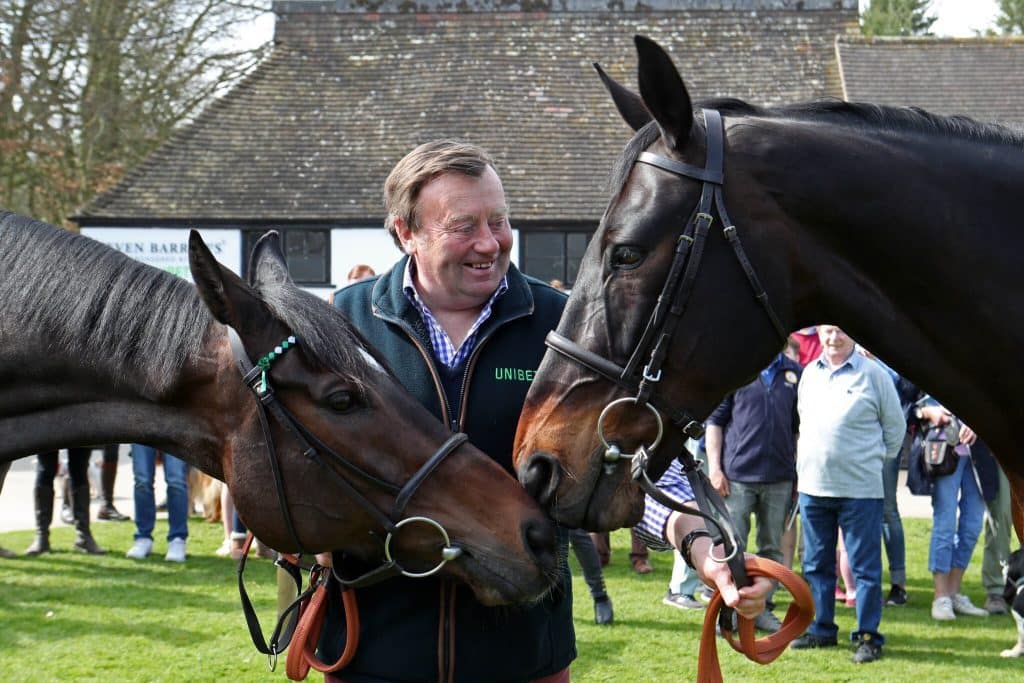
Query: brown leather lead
696 556 814 683
286 572 360 681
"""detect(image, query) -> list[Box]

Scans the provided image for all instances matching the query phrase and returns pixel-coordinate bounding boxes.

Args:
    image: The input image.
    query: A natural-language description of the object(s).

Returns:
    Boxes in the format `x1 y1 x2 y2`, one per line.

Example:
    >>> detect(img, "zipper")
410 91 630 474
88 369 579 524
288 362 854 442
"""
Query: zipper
456 306 533 430
375 297 533 682
373 305 452 428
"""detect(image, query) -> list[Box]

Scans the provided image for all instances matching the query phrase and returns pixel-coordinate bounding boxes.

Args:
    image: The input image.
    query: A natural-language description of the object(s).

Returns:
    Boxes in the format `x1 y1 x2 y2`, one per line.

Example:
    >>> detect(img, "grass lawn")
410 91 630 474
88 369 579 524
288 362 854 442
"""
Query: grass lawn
0 516 1020 681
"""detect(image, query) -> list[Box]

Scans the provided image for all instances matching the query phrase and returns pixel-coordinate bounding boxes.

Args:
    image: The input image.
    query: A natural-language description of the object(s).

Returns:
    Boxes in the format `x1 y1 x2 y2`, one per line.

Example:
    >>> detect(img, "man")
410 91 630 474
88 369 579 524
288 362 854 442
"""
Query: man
322 140 575 682
705 351 802 633
790 325 904 664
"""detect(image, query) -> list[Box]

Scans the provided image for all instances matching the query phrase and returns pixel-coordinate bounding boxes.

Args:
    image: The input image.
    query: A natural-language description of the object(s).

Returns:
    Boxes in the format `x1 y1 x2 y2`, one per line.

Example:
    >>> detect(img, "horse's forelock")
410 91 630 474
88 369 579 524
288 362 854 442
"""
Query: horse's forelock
256 283 387 389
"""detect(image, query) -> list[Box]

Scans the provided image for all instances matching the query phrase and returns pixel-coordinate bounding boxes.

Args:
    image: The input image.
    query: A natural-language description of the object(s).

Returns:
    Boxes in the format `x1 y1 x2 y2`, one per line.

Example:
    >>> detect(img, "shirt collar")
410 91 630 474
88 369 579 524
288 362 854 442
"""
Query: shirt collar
401 259 509 312
815 348 861 372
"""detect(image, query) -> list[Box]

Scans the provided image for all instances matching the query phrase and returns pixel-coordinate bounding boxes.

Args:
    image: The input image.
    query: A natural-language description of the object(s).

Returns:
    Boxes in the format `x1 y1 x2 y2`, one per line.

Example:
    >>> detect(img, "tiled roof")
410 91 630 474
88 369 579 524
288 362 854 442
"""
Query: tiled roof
79 1 857 223
837 35 1024 125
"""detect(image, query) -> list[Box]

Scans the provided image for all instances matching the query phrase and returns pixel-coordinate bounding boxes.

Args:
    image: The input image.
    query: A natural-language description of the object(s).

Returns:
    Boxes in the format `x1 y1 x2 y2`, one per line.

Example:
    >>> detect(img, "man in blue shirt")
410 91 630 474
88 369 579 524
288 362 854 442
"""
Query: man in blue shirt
706 352 801 633
790 325 904 664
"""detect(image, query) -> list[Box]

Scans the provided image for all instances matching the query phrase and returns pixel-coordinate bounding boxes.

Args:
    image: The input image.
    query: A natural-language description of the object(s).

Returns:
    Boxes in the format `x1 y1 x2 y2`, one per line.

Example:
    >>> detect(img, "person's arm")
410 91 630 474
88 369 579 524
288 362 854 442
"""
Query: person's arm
705 424 729 497
667 508 771 619
877 369 906 459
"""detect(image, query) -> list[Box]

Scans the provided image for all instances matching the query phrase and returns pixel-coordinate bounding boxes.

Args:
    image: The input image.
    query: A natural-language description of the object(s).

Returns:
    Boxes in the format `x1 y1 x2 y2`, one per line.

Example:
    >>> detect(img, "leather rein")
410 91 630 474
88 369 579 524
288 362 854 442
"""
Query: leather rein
225 328 468 673
543 110 812 679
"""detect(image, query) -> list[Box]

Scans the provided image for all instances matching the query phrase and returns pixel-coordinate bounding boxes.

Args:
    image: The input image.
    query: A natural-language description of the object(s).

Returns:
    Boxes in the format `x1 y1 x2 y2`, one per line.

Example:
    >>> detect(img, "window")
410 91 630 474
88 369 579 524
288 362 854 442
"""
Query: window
243 228 330 285
520 230 593 288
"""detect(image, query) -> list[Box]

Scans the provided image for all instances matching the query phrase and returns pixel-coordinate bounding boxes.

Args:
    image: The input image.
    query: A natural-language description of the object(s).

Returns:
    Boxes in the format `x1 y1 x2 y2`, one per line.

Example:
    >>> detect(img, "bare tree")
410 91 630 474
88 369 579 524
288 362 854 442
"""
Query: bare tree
0 0 271 225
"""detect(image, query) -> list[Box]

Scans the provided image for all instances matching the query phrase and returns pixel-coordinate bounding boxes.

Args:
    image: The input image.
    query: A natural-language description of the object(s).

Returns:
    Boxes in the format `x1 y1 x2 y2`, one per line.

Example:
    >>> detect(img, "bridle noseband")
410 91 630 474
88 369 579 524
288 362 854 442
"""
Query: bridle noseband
543 109 789 591
226 327 466 586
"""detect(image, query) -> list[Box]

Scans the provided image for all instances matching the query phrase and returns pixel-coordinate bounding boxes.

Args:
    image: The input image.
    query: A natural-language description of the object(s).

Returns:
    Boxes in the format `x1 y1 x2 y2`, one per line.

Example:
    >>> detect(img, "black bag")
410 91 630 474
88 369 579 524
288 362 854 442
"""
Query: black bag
921 421 961 479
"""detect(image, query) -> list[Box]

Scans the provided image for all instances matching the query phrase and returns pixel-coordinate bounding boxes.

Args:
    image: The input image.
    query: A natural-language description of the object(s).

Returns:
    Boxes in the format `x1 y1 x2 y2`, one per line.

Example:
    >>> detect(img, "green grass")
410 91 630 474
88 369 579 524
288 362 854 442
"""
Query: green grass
0 518 1020 681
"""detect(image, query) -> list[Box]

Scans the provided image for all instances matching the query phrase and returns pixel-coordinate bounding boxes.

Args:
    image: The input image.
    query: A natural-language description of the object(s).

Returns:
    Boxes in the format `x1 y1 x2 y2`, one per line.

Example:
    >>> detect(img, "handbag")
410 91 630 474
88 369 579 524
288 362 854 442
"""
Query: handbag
921 421 961 479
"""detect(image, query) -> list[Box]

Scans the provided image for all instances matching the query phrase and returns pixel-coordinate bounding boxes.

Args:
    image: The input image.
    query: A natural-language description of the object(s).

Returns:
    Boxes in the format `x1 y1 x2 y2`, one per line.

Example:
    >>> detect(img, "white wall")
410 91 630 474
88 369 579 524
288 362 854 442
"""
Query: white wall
329 227 521 288
80 227 242 281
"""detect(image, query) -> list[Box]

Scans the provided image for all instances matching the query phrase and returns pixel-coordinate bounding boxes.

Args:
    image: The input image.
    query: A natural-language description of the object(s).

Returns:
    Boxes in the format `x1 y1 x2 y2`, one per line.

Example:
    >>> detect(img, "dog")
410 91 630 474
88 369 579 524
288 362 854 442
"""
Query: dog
1001 547 1024 658
188 469 223 523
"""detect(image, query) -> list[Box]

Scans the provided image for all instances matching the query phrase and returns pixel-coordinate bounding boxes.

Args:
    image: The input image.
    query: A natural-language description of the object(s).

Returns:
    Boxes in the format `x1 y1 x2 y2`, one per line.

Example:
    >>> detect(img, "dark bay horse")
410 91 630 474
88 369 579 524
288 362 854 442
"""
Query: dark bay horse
514 36 1024 542
1 211 557 605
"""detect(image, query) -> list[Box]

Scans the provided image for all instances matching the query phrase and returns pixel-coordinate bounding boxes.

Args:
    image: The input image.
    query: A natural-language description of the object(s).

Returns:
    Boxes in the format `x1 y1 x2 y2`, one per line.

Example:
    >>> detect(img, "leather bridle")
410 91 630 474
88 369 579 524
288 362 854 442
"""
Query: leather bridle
543 109 789 590
226 327 467 585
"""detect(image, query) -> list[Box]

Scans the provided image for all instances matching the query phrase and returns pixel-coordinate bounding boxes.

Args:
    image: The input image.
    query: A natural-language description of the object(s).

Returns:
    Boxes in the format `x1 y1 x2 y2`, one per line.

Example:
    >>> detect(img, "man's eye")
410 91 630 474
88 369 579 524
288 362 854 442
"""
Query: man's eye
610 245 644 269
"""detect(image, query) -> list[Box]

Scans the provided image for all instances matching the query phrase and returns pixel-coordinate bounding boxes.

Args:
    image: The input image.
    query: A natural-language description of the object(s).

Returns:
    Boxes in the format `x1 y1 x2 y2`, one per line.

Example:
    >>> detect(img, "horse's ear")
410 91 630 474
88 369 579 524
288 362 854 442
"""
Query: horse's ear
248 230 294 293
634 35 693 152
594 62 651 131
189 230 264 331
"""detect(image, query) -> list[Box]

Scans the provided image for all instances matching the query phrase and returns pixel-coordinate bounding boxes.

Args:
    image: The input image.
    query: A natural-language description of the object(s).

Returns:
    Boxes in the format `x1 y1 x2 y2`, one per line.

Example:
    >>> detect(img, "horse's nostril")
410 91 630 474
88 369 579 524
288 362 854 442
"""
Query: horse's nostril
522 517 557 573
519 452 560 508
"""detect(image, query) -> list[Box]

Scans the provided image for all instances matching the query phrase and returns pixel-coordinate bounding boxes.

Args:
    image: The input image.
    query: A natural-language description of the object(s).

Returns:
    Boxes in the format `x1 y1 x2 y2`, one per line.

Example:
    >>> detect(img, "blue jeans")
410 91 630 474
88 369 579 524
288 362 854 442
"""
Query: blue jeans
131 444 189 542
799 493 884 644
881 437 908 586
929 454 984 574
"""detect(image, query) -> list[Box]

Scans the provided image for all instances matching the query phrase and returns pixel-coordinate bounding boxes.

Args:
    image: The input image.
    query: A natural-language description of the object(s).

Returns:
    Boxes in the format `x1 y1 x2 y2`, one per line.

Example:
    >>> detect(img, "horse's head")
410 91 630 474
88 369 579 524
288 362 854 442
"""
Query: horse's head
188 231 558 605
515 36 787 531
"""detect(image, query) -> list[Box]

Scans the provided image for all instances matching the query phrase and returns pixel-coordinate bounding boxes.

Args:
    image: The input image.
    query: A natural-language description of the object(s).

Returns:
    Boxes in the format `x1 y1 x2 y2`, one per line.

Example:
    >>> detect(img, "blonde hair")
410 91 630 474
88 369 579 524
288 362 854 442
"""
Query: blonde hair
383 139 495 249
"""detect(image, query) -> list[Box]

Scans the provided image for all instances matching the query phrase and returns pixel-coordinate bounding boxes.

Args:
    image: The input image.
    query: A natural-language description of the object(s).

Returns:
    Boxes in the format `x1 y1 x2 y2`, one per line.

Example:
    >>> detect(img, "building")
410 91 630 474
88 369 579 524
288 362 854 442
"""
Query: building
75 0 860 292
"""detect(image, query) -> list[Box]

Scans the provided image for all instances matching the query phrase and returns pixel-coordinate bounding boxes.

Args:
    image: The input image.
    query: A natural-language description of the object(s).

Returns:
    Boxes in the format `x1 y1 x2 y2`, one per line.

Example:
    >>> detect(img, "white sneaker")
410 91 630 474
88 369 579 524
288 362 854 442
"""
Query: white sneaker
951 593 989 617
165 537 187 563
931 596 955 621
215 538 233 557
125 537 153 560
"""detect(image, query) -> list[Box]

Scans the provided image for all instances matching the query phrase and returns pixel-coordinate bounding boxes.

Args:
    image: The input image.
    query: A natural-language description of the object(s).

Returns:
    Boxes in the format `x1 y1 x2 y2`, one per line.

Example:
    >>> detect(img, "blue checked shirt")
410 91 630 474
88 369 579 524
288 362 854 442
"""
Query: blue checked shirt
403 261 508 368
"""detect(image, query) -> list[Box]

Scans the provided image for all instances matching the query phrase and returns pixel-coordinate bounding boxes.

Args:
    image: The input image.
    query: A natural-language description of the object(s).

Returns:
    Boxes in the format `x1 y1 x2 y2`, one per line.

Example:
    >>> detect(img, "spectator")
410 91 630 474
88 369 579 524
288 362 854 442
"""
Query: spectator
97 444 129 521
916 405 989 621
590 530 653 574
125 445 189 562
346 263 376 284
981 462 1013 614
26 448 105 555
568 529 614 624
0 462 15 558
789 325 904 664
705 351 801 633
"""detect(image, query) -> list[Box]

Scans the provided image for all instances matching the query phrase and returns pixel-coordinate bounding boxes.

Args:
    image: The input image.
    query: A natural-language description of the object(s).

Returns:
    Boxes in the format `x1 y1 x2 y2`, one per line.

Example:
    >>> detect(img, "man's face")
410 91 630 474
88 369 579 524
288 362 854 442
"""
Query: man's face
397 166 512 312
817 324 854 361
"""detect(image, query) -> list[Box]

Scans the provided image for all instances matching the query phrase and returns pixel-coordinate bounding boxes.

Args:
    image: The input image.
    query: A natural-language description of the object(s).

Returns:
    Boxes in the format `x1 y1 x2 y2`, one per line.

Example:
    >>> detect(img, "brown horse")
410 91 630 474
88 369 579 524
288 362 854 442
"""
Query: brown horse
514 36 1024 542
0 211 557 605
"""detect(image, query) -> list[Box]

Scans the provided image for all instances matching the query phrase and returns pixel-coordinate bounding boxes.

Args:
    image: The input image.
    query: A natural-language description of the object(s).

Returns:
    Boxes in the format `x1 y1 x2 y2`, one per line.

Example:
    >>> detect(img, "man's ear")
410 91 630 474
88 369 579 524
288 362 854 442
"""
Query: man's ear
393 217 415 255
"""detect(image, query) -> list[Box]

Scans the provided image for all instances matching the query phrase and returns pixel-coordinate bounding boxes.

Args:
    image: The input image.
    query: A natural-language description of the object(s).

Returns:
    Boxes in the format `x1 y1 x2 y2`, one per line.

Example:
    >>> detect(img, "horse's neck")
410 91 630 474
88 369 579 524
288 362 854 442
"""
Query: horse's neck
778 125 1024 453
0 323 231 479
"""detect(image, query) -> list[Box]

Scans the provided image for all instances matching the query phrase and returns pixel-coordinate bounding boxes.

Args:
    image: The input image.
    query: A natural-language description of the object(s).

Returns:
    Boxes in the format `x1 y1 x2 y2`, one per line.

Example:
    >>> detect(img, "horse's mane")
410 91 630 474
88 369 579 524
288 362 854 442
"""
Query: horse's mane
0 211 212 397
608 97 1024 198
0 212 375 398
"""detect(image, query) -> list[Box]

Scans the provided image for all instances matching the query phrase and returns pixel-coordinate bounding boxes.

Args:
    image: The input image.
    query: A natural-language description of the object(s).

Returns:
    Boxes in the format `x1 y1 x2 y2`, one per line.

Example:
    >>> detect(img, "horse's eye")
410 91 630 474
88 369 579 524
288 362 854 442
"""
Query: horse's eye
325 391 357 413
611 245 645 270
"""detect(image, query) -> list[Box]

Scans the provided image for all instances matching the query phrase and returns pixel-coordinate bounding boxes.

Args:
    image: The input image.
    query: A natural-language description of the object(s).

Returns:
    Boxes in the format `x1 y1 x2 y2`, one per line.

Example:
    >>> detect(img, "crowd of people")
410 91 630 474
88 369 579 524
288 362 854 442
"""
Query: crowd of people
0 138 1018 681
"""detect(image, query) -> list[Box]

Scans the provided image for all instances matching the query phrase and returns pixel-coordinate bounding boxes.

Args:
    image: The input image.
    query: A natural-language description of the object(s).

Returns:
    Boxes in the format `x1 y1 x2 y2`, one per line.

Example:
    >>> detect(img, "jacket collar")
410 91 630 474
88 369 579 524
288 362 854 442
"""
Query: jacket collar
372 255 534 330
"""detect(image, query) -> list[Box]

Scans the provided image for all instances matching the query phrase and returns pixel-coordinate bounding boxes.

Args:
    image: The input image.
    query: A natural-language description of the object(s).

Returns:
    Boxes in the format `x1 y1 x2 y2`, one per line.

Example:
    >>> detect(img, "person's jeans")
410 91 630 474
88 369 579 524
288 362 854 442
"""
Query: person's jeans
799 493 885 644
929 454 984 574
881 438 907 586
131 444 189 542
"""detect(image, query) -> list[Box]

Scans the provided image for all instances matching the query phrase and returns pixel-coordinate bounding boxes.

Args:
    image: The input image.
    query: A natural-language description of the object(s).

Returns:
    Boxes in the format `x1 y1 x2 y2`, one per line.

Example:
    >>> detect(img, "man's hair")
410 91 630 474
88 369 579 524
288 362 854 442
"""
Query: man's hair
384 139 495 249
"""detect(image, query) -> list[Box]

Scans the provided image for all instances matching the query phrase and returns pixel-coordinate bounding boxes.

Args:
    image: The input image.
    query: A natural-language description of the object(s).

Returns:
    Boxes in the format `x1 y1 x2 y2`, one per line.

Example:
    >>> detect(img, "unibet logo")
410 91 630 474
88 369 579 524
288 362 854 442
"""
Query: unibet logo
494 367 536 382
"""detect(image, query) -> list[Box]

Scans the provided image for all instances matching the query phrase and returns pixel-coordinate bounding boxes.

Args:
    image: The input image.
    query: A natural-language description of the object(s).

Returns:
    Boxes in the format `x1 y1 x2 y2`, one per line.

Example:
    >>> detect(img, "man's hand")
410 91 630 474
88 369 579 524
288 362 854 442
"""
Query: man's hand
920 405 952 426
959 423 977 446
709 469 730 497
690 536 771 619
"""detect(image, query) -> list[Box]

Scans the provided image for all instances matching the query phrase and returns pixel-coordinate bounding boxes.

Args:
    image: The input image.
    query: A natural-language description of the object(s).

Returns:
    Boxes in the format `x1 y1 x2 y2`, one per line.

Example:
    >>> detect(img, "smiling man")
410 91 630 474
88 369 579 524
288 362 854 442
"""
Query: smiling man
324 140 576 682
